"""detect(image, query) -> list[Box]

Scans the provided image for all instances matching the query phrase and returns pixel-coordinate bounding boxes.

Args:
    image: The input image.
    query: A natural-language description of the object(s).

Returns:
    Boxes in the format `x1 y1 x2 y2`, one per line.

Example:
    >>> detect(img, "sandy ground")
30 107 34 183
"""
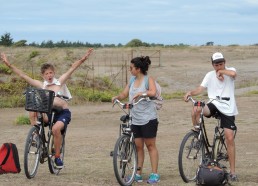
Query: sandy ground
1 46 258 186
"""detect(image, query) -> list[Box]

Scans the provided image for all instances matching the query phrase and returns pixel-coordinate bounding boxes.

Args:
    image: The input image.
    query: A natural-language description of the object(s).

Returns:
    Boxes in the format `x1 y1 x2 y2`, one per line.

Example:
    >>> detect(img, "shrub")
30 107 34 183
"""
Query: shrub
15 115 30 125
0 64 12 74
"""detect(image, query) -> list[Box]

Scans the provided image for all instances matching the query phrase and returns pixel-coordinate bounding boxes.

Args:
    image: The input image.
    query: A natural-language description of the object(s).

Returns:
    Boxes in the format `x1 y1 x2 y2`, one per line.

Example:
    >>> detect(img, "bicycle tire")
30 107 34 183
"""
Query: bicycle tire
213 137 228 164
113 134 137 186
48 133 65 174
178 130 204 183
24 126 41 179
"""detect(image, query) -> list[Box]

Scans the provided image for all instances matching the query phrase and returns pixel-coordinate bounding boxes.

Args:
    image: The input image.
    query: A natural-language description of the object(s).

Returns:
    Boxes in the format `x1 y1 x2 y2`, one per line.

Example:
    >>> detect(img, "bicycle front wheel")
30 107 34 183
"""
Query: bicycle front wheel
24 126 41 179
48 133 65 174
178 130 203 183
113 135 137 186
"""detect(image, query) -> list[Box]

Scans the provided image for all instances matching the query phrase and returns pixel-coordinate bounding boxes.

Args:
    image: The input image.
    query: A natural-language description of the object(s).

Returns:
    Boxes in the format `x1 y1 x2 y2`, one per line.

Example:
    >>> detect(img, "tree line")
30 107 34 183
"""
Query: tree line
2 32 255 48
0 32 191 48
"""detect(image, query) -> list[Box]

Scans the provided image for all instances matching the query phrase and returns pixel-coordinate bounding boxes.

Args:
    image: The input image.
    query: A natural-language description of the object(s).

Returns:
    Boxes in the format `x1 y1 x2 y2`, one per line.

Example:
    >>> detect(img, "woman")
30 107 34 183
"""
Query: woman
112 56 160 184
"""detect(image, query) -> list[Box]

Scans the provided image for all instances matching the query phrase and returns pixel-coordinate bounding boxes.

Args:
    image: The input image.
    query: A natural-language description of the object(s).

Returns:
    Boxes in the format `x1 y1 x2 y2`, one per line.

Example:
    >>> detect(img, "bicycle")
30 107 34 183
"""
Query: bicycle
23 87 69 179
178 96 237 183
111 96 149 186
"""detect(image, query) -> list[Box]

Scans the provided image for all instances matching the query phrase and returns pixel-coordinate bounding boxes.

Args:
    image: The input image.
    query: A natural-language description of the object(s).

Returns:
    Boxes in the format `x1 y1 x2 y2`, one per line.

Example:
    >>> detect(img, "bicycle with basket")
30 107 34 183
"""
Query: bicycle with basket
23 87 69 179
178 96 237 185
111 96 149 186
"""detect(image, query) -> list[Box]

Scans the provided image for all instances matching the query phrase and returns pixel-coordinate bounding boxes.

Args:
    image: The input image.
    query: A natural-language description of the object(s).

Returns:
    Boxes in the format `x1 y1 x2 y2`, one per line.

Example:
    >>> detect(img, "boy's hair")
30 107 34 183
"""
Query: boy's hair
41 63 55 74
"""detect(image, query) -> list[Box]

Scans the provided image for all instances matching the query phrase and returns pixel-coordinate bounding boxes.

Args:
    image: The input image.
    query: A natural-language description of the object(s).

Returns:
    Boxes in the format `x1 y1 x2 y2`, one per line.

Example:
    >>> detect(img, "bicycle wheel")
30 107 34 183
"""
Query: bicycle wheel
113 135 137 186
24 126 41 179
48 133 65 174
178 131 204 183
213 137 228 166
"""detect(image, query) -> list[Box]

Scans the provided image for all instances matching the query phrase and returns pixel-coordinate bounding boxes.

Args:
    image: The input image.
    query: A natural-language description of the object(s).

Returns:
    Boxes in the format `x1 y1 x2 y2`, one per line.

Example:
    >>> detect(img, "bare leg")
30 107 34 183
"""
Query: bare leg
29 111 37 125
134 138 144 175
52 121 65 157
224 128 236 174
144 137 159 173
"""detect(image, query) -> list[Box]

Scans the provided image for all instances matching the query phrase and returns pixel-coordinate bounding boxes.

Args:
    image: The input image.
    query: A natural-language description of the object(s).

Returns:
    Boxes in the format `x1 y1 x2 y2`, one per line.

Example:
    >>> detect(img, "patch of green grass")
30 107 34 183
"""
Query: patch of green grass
0 95 25 108
0 64 12 74
29 51 40 59
162 91 185 99
15 115 30 125
245 90 258 96
237 79 258 89
70 87 119 103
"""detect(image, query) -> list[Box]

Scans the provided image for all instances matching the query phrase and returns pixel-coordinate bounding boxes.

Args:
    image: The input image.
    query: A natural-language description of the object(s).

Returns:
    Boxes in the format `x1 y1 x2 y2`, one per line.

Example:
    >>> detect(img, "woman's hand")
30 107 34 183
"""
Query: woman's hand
133 92 145 100
112 96 119 103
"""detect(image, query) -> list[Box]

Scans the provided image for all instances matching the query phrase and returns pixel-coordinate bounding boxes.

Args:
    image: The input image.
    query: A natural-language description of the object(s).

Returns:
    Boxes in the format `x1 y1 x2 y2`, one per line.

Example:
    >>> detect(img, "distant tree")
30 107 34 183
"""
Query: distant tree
0 32 13 46
13 40 27 47
117 43 123 47
206 41 214 46
125 39 144 47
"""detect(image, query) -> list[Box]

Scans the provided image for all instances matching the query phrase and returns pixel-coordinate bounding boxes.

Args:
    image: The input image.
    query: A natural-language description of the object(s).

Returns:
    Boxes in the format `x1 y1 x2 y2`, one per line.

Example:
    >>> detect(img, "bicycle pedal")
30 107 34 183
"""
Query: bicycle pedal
110 151 113 157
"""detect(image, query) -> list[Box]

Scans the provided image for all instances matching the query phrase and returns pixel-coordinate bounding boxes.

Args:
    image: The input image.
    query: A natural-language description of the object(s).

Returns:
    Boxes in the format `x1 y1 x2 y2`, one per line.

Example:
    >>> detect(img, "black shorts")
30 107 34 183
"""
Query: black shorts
206 103 237 130
131 119 159 138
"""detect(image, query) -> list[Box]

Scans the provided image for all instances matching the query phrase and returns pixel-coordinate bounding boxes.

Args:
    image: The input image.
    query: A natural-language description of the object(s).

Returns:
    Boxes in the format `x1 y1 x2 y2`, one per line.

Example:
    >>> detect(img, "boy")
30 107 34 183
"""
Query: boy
1 48 93 168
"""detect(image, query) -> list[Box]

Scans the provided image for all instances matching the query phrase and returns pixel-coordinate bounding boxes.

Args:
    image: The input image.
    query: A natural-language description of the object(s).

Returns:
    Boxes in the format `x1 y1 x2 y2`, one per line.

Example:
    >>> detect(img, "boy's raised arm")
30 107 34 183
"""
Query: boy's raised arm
1 52 42 88
59 48 94 84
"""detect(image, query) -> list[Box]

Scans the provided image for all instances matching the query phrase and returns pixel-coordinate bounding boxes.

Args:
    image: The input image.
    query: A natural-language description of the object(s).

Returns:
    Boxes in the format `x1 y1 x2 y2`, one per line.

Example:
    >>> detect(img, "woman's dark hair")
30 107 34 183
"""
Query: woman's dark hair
131 56 151 75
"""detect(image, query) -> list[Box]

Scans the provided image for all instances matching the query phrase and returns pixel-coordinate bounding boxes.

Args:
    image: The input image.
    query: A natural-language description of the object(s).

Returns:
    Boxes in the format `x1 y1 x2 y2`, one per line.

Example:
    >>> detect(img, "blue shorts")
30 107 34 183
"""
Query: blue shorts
48 109 71 130
131 119 159 138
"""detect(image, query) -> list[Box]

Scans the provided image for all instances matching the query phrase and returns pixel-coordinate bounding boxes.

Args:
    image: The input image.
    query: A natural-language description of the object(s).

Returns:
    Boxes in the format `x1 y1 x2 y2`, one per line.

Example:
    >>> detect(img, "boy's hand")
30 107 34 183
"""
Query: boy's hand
0 53 11 67
80 48 94 62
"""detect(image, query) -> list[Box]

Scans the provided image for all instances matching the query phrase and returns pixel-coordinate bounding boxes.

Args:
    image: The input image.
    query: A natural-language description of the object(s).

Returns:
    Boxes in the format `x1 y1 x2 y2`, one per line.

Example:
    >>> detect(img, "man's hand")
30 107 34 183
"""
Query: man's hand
184 92 191 102
216 71 224 81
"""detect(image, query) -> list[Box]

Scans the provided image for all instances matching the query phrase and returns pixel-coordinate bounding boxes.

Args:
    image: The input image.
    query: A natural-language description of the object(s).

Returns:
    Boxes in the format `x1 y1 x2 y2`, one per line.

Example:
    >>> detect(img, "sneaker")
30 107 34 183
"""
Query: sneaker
147 173 160 184
125 174 143 183
134 174 143 182
229 173 239 182
54 157 64 169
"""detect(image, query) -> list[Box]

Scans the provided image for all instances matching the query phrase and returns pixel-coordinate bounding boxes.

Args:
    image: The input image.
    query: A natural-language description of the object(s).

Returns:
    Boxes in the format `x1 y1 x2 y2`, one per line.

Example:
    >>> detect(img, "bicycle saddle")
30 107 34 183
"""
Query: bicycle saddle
120 115 129 123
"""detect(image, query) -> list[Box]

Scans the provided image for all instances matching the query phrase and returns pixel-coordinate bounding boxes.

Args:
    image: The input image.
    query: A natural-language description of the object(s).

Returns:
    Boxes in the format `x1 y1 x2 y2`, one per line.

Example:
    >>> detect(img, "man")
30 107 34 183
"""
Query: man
184 52 238 181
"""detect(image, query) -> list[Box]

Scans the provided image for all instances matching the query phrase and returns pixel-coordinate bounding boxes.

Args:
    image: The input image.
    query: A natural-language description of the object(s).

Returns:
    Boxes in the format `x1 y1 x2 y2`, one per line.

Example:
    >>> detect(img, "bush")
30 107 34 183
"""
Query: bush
0 64 12 74
15 115 30 125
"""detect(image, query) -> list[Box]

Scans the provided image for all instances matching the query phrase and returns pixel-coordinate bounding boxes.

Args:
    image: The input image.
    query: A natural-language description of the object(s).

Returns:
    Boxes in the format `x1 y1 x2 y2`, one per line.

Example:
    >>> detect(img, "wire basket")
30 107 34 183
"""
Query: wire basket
25 87 55 113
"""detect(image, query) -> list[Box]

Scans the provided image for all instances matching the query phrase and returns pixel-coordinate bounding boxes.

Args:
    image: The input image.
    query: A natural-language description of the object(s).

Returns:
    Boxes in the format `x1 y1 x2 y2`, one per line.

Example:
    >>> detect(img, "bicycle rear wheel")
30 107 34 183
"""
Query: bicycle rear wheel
213 137 228 166
48 133 65 174
178 130 204 183
113 135 137 186
24 126 41 179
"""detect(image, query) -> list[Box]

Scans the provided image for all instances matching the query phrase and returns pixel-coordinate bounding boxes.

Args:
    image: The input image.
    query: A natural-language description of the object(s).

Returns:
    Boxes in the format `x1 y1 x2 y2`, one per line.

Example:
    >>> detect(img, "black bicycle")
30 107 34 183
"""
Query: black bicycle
178 96 237 183
111 96 149 186
23 87 69 179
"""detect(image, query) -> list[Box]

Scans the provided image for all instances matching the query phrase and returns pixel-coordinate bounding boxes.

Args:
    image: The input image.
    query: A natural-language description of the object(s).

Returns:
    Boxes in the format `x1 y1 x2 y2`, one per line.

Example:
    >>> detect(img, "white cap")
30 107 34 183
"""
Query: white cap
211 52 225 63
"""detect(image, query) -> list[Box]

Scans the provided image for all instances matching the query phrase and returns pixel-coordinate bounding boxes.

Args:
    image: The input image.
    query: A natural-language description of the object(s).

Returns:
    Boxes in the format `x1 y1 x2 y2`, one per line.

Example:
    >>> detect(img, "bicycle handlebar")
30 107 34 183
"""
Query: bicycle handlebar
187 96 230 107
56 93 69 100
113 96 149 108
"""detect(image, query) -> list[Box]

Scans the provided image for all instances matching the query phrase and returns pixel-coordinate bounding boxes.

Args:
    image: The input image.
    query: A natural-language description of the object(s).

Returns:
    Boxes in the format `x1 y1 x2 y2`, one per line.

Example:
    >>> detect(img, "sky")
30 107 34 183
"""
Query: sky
1 0 258 46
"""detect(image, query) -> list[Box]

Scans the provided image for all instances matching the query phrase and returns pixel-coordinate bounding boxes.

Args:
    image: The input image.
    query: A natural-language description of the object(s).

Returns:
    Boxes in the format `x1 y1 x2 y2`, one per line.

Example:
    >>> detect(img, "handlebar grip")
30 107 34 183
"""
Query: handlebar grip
56 94 69 100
